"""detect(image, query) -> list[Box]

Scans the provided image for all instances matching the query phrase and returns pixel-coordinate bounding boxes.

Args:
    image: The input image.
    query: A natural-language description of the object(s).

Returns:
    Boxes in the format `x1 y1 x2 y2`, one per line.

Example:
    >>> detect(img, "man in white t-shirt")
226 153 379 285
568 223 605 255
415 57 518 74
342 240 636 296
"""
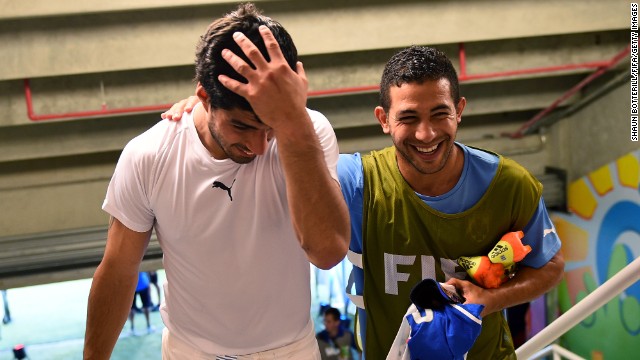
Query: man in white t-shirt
83 4 350 359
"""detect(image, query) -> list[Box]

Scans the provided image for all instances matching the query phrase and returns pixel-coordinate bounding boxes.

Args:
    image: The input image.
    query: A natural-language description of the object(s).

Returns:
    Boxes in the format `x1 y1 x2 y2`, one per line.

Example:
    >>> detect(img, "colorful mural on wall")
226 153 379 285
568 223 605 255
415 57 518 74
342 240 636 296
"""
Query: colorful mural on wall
551 149 640 359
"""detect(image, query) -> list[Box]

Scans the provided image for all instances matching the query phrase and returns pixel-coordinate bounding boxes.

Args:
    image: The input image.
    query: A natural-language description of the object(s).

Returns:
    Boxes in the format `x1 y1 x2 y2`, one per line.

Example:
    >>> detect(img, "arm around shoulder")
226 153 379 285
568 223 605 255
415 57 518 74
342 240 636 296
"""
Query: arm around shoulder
83 217 152 360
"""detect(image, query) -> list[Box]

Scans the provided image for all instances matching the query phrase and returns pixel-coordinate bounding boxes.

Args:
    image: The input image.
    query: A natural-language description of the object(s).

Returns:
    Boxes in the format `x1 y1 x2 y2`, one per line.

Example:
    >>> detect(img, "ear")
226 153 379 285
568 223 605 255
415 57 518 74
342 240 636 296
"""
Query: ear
196 82 211 110
375 106 390 134
455 97 466 124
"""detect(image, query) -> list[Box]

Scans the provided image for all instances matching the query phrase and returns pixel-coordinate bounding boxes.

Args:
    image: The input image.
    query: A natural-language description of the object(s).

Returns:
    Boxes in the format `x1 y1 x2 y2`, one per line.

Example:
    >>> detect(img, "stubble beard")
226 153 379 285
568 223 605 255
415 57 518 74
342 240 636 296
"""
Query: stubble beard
395 136 455 176
208 124 255 165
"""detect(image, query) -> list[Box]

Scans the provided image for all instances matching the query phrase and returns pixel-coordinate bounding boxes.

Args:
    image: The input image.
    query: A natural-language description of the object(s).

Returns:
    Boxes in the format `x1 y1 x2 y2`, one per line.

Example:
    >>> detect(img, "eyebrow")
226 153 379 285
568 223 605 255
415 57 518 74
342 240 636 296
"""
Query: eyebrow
430 104 452 113
394 109 418 118
394 104 452 117
231 119 257 129
231 117 270 130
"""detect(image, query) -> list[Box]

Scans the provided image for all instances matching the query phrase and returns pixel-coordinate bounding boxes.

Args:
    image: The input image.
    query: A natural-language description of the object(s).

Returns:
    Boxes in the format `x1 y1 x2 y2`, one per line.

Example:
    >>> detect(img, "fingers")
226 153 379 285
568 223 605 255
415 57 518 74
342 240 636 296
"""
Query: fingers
217 72 247 97
232 26 285 68
224 25 288 76
217 48 251 99
160 111 172 120
160 96 200 122
185 95 200 112
218 47 250 96
258 25 285 65
217 25 307 122
296 61 307 81
231 30 268 70
444 278 460 286
218 27 296 96
161 109 184 122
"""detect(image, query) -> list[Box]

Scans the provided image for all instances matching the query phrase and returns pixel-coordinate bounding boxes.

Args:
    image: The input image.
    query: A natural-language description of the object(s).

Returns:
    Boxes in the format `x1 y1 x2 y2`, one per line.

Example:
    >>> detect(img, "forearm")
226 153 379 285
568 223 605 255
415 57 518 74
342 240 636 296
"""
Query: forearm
482 252 565 316
84 260 139 360
274 117 350 269
215 27 349 267
84 218 151 359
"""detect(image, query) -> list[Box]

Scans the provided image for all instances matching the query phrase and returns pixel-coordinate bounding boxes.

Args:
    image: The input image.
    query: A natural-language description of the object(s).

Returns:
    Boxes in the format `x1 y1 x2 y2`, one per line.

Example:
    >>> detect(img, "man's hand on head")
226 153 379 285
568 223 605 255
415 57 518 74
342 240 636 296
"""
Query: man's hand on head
161 96 201 122
217 25 309 132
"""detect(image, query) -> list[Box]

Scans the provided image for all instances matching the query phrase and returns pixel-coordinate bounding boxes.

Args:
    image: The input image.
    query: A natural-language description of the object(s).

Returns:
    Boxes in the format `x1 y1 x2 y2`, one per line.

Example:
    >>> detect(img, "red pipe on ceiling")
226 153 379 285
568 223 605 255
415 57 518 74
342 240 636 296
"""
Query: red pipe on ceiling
23 80 174 121
24 44 629 123
507 44 631 138
457 42 615 81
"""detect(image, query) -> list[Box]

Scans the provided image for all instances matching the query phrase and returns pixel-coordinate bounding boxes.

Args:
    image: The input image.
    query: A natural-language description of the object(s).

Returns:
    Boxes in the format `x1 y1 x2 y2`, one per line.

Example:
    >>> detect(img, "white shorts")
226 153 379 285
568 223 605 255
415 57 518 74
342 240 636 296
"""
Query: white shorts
161 323 321 360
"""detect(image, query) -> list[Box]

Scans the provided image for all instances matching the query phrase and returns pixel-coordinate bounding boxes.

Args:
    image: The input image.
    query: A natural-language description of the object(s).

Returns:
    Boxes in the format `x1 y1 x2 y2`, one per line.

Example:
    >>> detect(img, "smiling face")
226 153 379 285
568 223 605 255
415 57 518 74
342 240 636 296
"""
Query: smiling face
195 83 273 164
375 78 466 193
206 107 273 164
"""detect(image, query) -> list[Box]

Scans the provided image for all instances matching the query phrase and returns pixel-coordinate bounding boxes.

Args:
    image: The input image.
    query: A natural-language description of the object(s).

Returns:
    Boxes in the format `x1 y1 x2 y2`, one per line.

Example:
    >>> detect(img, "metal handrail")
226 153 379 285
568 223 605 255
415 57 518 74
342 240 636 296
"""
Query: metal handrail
528 344 586 360
516 256 640 359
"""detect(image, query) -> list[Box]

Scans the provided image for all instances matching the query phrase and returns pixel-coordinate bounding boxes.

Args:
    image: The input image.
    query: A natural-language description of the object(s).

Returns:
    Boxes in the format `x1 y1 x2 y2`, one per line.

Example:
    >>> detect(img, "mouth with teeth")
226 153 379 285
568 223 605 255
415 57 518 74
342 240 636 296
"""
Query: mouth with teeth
415 143 439 155
236 145 255 157
228 145 257 164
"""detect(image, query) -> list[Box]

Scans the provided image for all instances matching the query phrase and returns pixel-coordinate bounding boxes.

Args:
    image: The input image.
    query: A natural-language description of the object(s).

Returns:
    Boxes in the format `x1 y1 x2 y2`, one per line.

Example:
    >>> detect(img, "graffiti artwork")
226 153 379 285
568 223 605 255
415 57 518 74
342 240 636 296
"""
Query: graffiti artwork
552 150 640 358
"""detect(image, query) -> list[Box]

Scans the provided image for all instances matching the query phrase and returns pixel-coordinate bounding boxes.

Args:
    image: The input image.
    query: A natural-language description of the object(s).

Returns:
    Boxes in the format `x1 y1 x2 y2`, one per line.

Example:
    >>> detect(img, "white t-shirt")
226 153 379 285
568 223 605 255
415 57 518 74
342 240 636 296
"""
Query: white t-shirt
103 106 340 355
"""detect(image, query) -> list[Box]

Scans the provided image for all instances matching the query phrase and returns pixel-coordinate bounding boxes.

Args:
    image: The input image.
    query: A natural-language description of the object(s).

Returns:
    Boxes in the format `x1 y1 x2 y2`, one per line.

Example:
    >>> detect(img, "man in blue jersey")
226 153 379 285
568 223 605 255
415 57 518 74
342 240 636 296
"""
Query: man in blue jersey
128 272 153 335
338 46 564 358
163 45 564 359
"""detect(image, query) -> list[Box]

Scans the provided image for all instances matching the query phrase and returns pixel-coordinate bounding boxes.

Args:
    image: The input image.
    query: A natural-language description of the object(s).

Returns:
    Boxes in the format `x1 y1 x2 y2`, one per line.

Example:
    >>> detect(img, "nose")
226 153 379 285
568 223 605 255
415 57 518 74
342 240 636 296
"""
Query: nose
414 120 437 142
246 130 269 155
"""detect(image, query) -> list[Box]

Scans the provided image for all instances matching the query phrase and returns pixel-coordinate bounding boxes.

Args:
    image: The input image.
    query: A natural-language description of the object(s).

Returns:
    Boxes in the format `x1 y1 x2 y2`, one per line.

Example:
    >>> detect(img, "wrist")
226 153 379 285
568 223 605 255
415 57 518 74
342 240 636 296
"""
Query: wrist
270 110 314 139
480 288 503 316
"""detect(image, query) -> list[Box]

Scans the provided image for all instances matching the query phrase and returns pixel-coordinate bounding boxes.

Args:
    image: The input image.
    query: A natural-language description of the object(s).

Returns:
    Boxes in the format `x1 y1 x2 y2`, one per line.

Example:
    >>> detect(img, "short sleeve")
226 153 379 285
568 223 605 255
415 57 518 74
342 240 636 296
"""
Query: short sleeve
520 197 562 268
308 109 340 182
102 137 156 233
338 153 365 254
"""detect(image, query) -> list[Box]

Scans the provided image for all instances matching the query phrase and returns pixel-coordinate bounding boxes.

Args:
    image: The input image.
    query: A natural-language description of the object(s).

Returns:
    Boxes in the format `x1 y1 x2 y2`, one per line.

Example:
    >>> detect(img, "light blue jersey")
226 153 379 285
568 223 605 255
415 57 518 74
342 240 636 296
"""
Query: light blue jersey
338 143 561 352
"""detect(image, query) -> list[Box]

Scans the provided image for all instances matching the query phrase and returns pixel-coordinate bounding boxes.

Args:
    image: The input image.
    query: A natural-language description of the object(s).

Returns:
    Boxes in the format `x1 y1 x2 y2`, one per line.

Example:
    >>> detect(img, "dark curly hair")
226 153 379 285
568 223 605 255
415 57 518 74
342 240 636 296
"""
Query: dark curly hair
195 3 298 111
379 46 460 111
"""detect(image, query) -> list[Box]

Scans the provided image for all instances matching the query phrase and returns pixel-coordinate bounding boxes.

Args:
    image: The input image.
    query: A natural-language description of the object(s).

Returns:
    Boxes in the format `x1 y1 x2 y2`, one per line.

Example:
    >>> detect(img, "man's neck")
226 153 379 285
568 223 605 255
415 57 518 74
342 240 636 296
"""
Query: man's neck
193 105 222 159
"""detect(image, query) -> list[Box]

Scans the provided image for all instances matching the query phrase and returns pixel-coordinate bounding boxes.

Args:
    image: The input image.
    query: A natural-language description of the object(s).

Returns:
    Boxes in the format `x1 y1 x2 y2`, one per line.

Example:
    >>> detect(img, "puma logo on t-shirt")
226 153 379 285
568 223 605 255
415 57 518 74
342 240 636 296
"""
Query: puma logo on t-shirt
212 179 236 201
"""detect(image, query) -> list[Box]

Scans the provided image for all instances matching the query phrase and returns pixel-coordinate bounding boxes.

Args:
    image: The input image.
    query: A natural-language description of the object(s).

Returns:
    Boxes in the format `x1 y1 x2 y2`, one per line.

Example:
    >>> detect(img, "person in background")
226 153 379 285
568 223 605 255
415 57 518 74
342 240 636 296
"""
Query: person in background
128 272 153 335
1 290 11 324
316 307 360 360
147 270 161 311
